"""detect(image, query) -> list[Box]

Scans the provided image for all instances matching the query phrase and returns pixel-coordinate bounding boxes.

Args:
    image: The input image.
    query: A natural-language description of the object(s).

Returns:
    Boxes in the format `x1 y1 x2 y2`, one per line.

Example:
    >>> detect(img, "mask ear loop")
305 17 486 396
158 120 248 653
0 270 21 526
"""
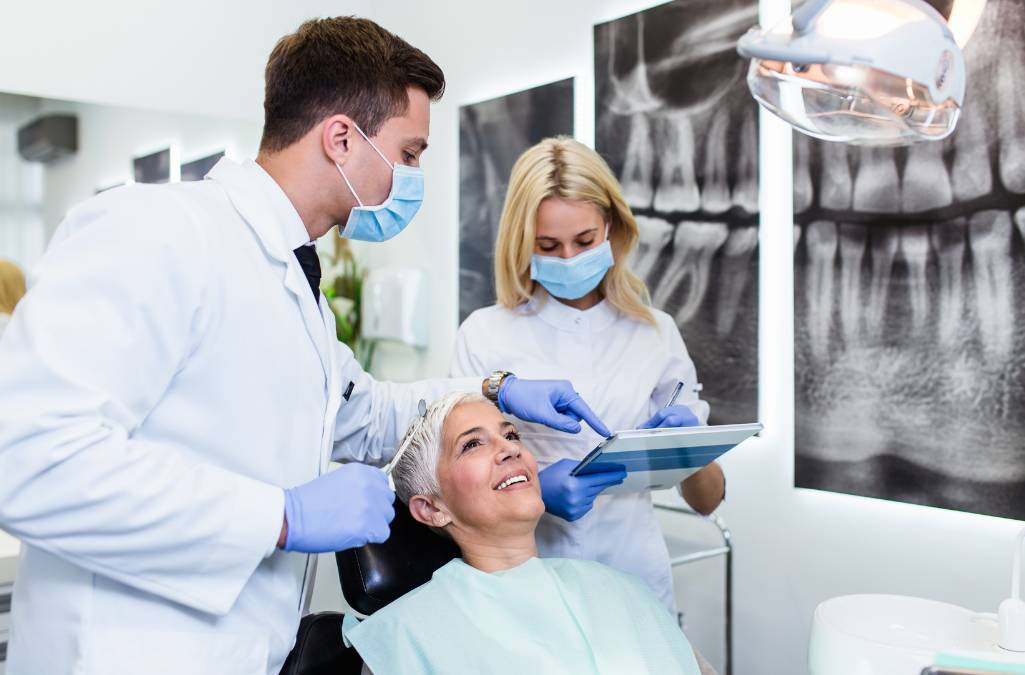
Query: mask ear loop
351 121 396 169
335 120 397 208
335 163 365 207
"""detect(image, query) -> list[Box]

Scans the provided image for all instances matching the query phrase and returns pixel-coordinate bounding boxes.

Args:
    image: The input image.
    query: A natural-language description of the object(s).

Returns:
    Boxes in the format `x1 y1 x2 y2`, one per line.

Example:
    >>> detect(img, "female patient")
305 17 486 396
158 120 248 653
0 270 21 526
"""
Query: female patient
343 392 700 675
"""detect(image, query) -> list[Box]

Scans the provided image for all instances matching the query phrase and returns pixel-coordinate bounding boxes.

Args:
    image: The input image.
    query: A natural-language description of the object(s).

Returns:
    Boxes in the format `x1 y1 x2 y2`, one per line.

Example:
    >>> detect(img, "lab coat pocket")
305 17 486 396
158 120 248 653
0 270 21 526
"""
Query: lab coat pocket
82 626 269 675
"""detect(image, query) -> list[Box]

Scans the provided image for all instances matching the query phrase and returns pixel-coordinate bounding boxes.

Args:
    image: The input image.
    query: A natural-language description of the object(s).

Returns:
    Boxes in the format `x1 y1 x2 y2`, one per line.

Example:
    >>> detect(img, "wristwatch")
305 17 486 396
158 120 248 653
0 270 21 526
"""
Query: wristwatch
484 370 514 405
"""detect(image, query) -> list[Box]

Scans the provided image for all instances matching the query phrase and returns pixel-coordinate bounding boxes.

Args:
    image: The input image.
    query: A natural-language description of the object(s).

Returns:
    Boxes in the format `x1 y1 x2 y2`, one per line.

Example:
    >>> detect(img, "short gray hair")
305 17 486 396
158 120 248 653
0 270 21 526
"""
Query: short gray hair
392 391 489 504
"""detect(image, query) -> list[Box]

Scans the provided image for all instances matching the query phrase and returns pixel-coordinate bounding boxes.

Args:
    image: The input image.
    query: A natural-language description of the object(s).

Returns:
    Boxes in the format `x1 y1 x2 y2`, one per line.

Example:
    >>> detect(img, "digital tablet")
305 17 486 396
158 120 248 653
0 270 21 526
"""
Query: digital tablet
570 423 762 493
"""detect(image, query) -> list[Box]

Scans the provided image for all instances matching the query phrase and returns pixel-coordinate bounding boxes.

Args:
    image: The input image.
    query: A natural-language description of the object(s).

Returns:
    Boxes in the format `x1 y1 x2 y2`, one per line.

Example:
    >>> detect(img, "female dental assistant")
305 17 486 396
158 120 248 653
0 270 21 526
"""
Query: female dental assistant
451 137 726 612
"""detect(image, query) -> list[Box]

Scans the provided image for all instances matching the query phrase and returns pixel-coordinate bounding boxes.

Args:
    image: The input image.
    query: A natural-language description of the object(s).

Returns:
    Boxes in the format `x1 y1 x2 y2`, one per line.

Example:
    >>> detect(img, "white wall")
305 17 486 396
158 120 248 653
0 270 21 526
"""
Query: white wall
36 98 262 240
350 2 1025 674
0 93 45 271
0 0 369 121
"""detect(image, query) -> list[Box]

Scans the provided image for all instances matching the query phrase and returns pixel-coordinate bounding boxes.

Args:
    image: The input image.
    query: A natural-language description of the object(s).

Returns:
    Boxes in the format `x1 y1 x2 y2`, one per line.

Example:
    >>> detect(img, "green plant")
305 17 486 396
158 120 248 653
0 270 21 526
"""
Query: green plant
322 243 377 372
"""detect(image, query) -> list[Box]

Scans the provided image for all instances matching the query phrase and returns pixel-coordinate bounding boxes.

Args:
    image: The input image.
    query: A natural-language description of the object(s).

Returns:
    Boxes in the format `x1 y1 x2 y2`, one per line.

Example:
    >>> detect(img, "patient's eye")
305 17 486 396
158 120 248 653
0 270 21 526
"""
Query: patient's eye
460 437 482 453
505 430 521 442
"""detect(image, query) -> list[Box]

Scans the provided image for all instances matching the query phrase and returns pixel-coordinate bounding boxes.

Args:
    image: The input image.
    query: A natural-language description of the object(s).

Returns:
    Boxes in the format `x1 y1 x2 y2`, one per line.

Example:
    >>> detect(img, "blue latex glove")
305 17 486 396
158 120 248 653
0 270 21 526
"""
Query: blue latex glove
639 405 700 429
539 459 627 522
497 376 611 437
282 463 395 553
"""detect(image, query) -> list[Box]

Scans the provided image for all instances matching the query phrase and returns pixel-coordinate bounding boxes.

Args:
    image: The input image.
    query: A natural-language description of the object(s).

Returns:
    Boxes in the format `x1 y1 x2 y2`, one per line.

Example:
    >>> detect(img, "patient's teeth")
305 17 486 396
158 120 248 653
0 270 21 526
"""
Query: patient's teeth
794 224 802 252
715 226 758 336
853 147 901 213
819 142 852 211
804 220 837 361
497 474 527 490
997 54 1025 193
630 216 673 282
700 112 731 214
732 107 759 214
865 228 899 338
902 142 953 213
653 111 701 213
930 219 967 348
951 100 992 202
652 221 728 325
837 224 866 339
898 226 931 330
970 211 1014 361
622 113 655 209
793 136 814 215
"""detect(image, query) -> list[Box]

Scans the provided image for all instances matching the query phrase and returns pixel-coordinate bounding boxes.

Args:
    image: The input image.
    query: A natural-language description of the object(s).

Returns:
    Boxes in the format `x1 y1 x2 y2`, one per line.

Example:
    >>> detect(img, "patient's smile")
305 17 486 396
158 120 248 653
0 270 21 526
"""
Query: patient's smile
495 473 530 491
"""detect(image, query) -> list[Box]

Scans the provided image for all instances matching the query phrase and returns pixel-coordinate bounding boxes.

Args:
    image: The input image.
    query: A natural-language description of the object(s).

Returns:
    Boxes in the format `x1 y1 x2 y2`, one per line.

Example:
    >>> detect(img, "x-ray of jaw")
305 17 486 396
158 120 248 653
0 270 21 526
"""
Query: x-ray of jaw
795 0 1025 519
458 80 574 322
596 0 760 425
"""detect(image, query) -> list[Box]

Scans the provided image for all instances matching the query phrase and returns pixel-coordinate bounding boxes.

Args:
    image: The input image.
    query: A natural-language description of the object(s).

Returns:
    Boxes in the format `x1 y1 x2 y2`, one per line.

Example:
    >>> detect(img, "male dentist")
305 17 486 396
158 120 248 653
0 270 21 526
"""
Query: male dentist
0 17 610 675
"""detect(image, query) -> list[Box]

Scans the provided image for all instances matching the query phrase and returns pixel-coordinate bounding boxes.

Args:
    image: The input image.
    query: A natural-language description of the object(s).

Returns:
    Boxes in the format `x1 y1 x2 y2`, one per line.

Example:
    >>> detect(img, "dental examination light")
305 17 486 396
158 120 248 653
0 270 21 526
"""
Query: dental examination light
737 0 986 145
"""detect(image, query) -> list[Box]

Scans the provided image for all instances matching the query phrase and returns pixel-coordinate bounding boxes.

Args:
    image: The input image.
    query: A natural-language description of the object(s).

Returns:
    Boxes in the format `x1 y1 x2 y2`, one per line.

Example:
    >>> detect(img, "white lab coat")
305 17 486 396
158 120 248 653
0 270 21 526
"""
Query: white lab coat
451 292 709 613
0 158 478 675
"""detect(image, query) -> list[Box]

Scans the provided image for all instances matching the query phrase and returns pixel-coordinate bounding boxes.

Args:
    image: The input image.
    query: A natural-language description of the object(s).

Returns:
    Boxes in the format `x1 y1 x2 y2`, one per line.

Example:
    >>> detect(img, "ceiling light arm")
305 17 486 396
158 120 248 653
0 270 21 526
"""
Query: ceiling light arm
792 0 832 34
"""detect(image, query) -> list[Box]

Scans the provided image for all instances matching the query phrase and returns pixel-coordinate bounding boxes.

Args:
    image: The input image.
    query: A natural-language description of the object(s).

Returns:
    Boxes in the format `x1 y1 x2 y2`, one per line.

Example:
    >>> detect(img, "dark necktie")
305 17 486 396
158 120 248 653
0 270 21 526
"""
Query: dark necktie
293 244 321 303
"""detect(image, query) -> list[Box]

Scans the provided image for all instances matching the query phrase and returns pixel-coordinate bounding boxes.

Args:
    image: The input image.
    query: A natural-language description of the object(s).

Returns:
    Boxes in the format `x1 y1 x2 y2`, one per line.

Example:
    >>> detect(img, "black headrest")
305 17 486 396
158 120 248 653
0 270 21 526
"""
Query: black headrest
335 498 460 616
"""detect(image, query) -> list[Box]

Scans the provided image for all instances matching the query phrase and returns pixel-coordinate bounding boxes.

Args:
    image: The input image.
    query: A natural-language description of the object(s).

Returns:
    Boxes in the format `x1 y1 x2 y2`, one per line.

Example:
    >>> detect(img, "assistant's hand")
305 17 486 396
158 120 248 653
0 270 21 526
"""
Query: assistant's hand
497 376 612 437
280 463 395 553
539 458 626 522
639 405 700 429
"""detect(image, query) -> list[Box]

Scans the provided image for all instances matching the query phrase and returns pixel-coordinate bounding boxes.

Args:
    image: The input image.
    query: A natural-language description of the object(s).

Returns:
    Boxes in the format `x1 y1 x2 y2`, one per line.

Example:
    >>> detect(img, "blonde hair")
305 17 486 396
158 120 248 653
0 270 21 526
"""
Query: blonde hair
0 260 26 315
494 136 655 325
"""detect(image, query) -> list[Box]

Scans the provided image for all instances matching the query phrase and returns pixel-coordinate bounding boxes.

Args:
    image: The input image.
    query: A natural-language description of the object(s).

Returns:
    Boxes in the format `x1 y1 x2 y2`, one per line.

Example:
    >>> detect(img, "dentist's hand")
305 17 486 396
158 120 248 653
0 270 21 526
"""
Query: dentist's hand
279 463 395 553
497 377 612 437
539 459 626 522
639 405 700 429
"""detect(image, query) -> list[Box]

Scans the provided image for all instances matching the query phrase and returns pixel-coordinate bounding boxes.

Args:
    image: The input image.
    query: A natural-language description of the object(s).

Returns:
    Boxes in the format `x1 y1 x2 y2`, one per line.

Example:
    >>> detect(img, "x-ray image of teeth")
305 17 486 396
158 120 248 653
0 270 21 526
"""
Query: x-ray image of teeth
595 0 760 425
458 79 574 323
794 0 1025 520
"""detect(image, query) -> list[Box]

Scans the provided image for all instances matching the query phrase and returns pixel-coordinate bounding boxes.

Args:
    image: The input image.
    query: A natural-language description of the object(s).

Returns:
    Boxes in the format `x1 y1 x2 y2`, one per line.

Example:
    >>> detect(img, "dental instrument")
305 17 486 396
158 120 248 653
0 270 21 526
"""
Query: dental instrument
383 399 428 489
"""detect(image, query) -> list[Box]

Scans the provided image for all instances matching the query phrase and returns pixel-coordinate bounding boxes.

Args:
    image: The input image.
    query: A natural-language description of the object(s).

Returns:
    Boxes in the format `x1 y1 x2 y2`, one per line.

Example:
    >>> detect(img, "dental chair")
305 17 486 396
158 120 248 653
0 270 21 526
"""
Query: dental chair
278 499 460 675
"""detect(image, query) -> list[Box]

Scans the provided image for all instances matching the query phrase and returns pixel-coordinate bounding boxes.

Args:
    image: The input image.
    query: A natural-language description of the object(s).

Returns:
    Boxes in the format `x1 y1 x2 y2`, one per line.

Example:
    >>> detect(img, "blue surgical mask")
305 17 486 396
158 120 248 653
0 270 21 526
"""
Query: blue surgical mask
336 123 424 242
530 228 615 300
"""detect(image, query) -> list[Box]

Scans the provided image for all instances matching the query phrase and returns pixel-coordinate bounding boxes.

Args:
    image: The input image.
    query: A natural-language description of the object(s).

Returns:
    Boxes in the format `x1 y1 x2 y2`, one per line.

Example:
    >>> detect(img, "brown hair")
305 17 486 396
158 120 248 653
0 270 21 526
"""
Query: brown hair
260 17 445 153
